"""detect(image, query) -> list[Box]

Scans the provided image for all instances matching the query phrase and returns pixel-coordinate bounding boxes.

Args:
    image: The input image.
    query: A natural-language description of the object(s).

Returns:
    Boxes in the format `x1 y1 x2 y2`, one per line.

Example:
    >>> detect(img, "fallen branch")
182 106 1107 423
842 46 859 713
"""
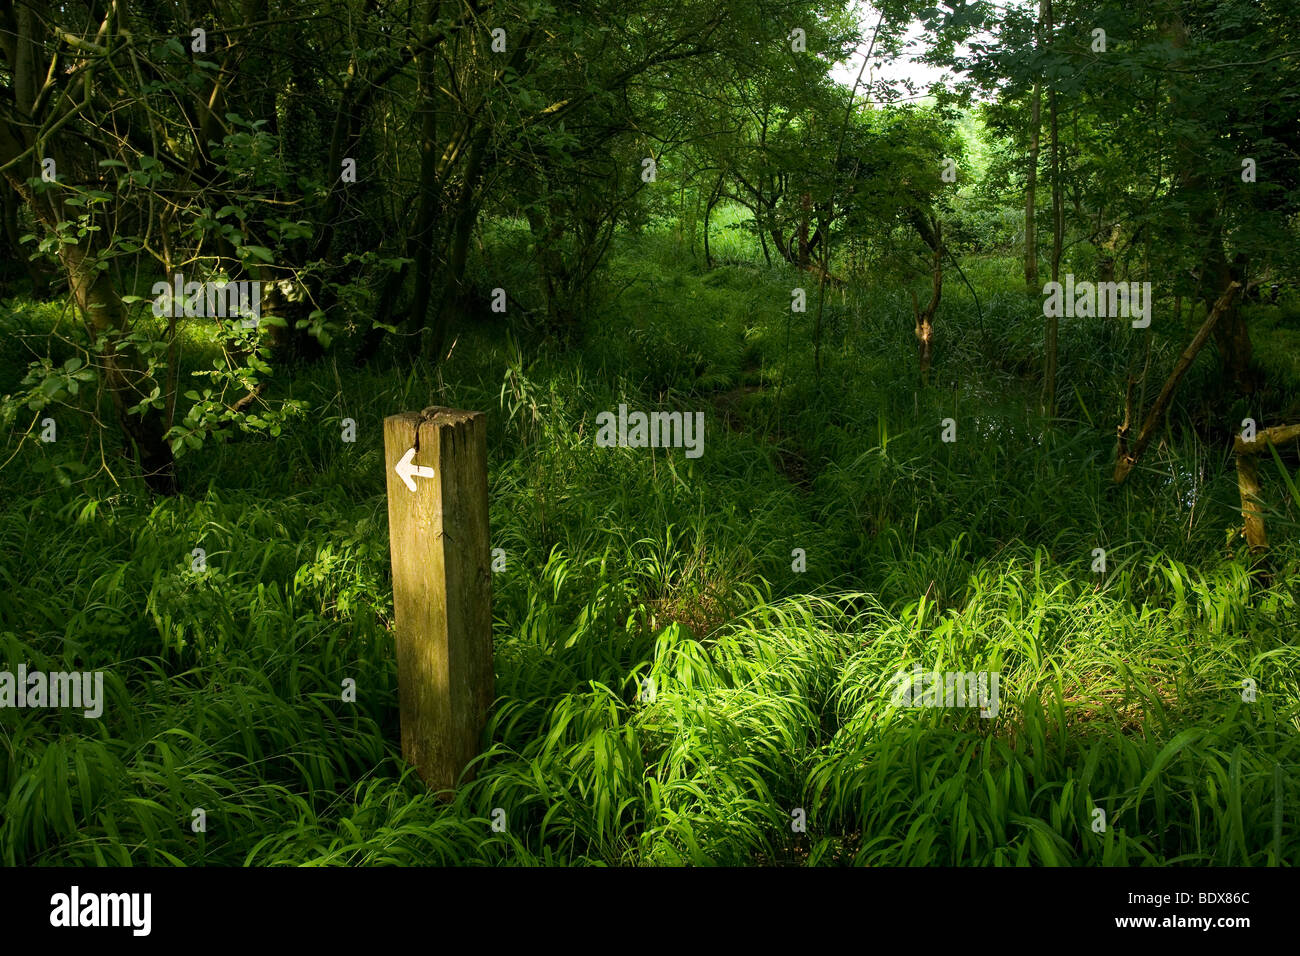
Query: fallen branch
1113 281 1240 484
1233 422 1300 455
798 261 846 288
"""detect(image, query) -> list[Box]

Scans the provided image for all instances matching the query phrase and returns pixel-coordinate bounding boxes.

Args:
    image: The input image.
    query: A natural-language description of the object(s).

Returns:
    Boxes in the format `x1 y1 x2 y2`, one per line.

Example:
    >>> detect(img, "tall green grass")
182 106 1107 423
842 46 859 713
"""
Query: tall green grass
1 222 1297 865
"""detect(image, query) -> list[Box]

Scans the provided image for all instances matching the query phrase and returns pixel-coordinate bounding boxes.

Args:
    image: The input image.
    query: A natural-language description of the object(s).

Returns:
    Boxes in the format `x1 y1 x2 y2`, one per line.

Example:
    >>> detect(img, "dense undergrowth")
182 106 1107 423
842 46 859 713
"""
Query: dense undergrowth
2 218 1298 865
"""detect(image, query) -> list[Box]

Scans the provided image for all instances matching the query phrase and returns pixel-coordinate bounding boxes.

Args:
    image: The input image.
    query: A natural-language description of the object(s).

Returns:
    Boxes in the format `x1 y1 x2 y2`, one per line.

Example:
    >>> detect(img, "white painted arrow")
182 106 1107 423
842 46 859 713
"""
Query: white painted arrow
394 447 436 492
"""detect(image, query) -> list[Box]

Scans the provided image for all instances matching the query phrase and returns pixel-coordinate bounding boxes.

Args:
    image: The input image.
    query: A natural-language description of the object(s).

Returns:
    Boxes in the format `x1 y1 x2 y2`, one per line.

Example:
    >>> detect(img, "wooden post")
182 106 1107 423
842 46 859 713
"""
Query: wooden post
383 407 494 791
1233 423 1300 558
1235 452 1268 555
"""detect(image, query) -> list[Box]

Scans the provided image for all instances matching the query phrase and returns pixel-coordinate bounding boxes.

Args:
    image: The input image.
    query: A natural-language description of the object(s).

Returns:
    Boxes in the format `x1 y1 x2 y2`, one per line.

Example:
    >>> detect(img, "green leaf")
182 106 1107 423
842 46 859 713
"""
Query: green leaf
241 245 274 264
1266 441 1300 506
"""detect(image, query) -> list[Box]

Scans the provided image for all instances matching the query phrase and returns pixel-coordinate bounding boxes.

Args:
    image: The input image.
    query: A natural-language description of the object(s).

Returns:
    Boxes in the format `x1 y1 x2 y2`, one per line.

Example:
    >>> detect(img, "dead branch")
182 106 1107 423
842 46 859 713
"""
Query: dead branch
1113 281 1240 484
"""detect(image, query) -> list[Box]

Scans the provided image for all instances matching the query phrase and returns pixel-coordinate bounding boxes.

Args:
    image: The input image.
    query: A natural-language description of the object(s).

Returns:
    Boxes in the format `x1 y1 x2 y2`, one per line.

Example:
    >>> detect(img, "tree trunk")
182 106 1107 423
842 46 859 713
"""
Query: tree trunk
1025 80 1041 293
406 1 444 359
1042 0 1062 419
1161 4 1256 397
797 191 811 268
60 240 177 495
524 195 572 334
1209 253 1255 394
704 175 724 268
0 7 176 494
429 125 491 360
912 219 943 380
1 185 49 295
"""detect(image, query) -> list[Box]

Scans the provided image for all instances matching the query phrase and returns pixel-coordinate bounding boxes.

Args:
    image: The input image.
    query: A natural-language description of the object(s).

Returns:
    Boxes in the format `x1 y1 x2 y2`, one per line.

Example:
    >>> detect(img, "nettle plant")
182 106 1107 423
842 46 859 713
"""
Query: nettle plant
5 115 314 477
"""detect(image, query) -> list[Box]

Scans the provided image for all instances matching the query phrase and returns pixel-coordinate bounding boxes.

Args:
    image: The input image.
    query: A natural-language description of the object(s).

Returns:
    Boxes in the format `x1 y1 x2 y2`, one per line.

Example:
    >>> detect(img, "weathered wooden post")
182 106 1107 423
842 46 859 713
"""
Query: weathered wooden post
383 407 494 791
1233 423 1300 557
1235 451 1267 555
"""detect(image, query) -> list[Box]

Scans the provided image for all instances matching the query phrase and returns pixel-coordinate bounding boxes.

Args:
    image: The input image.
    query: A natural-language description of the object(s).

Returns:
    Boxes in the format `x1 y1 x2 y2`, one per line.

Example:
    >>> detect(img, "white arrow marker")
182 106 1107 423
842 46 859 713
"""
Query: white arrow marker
394 447 435 492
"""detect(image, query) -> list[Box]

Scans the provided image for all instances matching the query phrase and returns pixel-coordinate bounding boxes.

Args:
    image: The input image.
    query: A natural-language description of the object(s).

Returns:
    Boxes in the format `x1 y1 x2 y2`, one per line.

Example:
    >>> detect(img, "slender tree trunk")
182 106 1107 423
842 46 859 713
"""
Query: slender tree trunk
1025 80 1041 293
429 125 490 360
757 117 773 267
1208 250 1255 393
757 205 772 266
1160 3 1256 396
798 191 811 268
406 1 443 359
912 219 943 380
704 175 724 269
524 193 571 333
1042 0 1061 418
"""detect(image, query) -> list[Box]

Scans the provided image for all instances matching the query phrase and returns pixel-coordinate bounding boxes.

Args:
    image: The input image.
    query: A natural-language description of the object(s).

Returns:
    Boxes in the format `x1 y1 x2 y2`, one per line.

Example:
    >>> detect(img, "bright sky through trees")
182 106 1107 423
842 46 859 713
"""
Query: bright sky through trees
829 1 1000 102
